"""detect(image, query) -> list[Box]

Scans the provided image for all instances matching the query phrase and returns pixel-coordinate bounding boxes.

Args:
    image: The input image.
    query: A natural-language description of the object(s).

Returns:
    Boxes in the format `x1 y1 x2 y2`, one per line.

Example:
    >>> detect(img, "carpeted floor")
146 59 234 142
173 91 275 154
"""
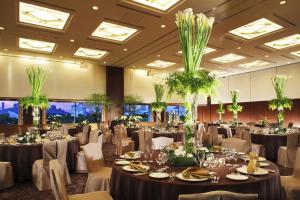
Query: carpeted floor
0 165 293 200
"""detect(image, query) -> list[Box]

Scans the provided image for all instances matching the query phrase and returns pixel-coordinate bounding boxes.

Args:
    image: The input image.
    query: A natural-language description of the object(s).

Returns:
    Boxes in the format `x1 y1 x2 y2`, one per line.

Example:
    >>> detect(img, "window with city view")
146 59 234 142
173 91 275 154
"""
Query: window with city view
124 104 151 122
0 100 19 124
166 105 185 122
75 102 102 123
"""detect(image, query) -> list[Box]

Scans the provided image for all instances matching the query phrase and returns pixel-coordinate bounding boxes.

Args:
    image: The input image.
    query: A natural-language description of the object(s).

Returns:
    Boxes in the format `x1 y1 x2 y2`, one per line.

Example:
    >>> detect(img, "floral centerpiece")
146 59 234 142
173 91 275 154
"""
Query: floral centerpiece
165 8 217 166
216 101 225 123
151 84 167 129
115 115 142 128
19 65 49 140
269 75 292 132
255 116 270 127
227 90 243 126
48 116 62 130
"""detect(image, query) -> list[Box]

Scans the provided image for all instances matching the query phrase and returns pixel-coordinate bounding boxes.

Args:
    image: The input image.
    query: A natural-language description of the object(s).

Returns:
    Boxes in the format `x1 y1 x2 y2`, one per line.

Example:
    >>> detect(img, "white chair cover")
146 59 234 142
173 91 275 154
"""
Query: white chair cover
0 162 14 190
138 129 145 151
278 133 299 168
179 190 258 200
114 125 134 155
144 131 153 149
195 123 205 146
152 137 174 150
57 140 71 185
89 129 100 143
235 126 243 139
75 125 90 145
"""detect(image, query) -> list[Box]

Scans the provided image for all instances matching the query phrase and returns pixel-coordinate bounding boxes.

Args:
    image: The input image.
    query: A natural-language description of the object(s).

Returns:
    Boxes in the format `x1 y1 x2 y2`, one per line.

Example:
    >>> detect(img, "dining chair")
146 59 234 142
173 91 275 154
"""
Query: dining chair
59 125 69 136
138 129 145 151
0 162 14 190
90 123 99 131
195 123 205 146
278 133 299 168
75 125 90 146
49 159 112 200
152 137 174 150
32 140 71 191
89 129 101 143
281 147 300 200
244 130 265 156
82 140 111 193
205 125 221 146
114 125 134 155
178 190 258 200
235 126 244 139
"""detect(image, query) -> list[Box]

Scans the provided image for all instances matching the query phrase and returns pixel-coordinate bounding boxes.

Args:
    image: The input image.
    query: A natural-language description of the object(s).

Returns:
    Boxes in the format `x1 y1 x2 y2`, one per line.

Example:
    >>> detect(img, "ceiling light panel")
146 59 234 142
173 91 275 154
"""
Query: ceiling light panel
19 2 70 30
177 47 216 55
19 38 56 53
147 60 176 68
127 0 181 11
290 50 300 57
229 18 283 39
211 53 245 63
74 48 108 59
92 22 138 42
238 60 269 69
264 34 300 49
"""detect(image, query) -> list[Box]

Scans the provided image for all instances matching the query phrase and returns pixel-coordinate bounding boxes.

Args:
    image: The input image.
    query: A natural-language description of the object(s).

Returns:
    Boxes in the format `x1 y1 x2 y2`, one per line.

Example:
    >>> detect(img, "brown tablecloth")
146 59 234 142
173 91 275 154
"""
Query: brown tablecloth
251 133 287 161
110 154 283 200
39 127 78 136
0 139 79 182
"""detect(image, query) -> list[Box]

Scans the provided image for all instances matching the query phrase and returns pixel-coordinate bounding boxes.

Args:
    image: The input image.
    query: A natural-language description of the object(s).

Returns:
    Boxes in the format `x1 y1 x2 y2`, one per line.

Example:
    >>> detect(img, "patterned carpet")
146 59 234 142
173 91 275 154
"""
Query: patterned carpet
0 165 293 200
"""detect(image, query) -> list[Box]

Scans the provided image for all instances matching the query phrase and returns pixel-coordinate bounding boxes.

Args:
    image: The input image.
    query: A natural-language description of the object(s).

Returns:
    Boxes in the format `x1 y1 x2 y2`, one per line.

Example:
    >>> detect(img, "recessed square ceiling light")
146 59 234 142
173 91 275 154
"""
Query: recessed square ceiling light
264 34 300 49
19 2 70 30
238 60 270 69
147 60 175 68
290 50 300 57
229 18 283 39
74 47 108 59
91 21 138 42
177 47 216 55
176 67 184 71
126 0 181 11
210 70 228 77
19 38 56 53
211 53 246 63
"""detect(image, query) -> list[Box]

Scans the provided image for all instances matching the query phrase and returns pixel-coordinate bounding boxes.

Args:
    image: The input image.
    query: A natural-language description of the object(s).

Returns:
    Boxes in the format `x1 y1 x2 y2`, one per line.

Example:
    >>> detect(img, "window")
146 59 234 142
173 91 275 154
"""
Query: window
0 100 19 124
47 102 75 123
124 104 151 122
166 105 185 122
75 102 102 123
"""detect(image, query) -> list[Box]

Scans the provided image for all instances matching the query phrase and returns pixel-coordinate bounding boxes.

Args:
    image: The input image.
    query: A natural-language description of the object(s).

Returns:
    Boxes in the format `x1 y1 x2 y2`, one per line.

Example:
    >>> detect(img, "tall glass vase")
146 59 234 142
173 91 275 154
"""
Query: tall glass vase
277 109 284 129
32 107 40 128
156 111 161 129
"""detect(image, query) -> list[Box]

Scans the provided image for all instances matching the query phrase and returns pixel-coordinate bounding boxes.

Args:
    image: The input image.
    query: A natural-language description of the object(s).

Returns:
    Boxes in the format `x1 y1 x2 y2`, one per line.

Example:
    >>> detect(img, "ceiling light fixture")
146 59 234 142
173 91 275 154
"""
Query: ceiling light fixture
19 37 56 53
280 1 286 5
176 68 184 72
177 47 216 55
123 48 128 51
237 47 241 49
290 50 300 57
211 53 246 63
229 18 283 39
19 2 70 30
127 0 181 11
264 34 300 49
0 27 4 30
161 24 166 28
74 47 108 59
3 49 8 51
70 39 75 42
92 6 99 10
91 21 138 42
147 60 176 68
238 60 270 69
265 55 269 57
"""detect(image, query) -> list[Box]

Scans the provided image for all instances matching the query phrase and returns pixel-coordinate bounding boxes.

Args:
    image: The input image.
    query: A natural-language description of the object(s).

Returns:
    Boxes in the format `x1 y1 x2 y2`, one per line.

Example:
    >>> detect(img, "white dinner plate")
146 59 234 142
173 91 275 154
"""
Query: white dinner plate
243 156 266 162
149 172 169 179
236 166 269 176
115 160 131 165
259 162 270 167
120 152 141 159
225 173 249 181
122 165 150 172
176 172 210 182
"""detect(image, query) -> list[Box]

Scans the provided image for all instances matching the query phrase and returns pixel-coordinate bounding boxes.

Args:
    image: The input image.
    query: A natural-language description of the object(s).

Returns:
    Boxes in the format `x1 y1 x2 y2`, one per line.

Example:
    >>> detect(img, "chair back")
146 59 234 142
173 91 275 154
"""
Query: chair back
293 147 300 179
236 126 243 139
90 123 99 131
100 122 110 132
59 125 69 136
120 124 128 138
287 133 299 149
288 122 293 128
82 143 104 172
178 191 258 200
56 140 68 169
89 129 100 143
195 123 205 146
83 125 90 136
144 131 153 149
208 125 220 146
138 129 145 151
42 141 57 176
49 159 68 200
152 137 173 150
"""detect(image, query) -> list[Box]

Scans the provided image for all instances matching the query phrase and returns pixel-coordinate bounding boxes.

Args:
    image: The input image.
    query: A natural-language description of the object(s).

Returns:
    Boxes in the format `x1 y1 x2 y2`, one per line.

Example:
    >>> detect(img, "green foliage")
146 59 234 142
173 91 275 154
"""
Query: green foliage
151 84 167 112
86 93 112 108
124 95 144 104
216 101 225 115
20 95 49 110
227 90 243 113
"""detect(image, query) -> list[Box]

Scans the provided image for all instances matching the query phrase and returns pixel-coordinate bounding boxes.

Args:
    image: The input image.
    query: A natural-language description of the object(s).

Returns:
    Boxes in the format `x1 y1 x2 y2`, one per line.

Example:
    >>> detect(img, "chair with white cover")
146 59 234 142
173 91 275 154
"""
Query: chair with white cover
178 190 258 200
204 125 221 146
0 162 14 190
90 123 99 131
144 131 153 149
244 129 265 157
59 125 69 136
278 133 299 168
138 129 145 151
89 129 100 143
195 123 205 147
76 133 104 173
114 125 134 155
281 147 300 200
49 159 112 200
82 140 111 193
75 125 90 146
152 137 174 150
235 126 244 139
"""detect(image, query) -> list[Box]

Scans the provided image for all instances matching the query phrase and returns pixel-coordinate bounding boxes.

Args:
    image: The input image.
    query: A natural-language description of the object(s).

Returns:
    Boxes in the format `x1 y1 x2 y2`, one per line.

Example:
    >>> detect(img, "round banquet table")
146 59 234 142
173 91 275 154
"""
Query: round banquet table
0 139 79 182
110 154 283 200
251 133 287 161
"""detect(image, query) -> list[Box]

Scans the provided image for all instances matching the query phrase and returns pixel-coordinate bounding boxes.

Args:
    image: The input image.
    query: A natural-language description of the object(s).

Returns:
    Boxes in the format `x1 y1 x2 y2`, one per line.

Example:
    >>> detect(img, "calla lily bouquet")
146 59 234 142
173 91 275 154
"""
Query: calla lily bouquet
227 90 243 125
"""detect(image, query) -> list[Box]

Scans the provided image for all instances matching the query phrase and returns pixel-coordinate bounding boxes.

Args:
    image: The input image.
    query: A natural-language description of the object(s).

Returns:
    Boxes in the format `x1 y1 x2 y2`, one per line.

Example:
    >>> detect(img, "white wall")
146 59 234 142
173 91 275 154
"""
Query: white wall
0 55 106 99
212 63 300 104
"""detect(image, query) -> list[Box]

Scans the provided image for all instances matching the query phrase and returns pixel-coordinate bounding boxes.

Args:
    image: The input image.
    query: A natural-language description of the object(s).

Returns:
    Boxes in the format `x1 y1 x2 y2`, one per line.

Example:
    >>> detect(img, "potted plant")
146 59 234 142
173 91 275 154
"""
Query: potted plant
166 8 217 160
269 75 292 130
216 101 225 123
227 90 243 126
151 84 167 129
85 93 112 128
20 65 49 132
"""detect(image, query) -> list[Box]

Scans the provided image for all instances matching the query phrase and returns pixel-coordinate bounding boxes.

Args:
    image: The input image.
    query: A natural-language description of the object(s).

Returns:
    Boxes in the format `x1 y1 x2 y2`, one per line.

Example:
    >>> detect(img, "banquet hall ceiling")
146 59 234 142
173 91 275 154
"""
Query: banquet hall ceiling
0 0 300 77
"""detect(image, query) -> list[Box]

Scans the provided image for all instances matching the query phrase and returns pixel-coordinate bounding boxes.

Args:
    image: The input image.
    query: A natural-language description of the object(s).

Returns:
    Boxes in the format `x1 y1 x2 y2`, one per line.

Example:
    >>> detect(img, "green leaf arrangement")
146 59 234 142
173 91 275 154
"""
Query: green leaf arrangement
216 101 225 115
20 65 49 110
151 84 167 113
123 95 144 104
86 93 112 108
166 8 217 154
268 75 292 128
227 90 243 122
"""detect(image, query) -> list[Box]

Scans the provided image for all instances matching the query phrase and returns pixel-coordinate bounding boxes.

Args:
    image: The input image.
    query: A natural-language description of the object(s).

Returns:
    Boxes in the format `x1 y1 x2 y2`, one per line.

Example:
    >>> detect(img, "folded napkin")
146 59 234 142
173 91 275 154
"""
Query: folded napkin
125 152 135 158
182 167 210 179
129 162 147 173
